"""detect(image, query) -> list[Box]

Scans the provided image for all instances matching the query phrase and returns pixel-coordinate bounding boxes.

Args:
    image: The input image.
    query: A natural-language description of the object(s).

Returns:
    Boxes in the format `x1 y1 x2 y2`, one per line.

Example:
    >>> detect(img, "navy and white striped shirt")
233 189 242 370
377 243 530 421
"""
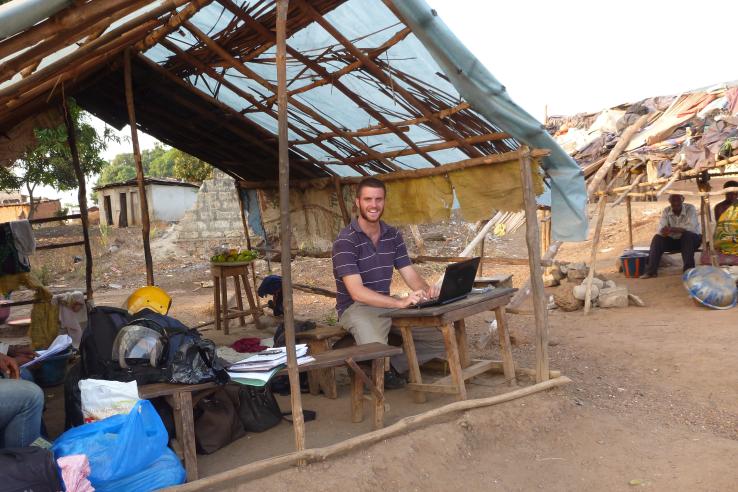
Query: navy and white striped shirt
332 218 412 317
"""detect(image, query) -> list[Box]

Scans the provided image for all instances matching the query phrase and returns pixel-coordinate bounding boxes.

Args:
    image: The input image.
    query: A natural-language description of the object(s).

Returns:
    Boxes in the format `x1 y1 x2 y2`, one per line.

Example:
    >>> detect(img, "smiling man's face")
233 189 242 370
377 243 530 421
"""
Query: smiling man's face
356 185 385 224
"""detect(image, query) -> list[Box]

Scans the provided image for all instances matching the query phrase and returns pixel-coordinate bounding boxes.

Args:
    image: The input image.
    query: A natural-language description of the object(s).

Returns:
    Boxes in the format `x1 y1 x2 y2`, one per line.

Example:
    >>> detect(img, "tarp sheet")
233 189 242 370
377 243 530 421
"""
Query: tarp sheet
393 0 588 241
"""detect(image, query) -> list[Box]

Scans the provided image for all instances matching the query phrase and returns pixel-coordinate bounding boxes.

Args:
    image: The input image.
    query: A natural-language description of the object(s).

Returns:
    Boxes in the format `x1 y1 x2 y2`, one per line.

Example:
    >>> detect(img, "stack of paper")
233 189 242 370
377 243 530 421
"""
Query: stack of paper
21 334 72 368
227 344 314 386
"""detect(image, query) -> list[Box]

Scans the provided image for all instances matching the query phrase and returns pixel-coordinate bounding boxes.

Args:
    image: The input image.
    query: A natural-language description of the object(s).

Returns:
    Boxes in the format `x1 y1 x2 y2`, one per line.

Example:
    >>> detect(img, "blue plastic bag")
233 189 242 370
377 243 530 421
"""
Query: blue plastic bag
52 400 168 483
93 447 185 492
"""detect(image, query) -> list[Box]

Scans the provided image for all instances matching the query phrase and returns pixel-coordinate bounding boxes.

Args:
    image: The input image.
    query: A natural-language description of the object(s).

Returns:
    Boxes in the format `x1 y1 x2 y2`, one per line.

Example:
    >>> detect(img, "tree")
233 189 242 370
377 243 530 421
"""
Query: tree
0 99 116 219
172 149 213 183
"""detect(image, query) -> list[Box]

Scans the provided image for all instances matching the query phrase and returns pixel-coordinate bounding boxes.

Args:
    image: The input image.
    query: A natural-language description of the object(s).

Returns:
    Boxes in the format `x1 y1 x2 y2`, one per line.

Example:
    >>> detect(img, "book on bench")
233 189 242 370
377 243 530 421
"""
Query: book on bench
227 344 314 386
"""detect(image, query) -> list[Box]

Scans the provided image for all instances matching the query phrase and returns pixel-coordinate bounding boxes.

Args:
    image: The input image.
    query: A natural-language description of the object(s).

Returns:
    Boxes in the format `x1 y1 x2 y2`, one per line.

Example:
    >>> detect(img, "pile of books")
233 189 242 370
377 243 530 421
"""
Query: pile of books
227 344 314 386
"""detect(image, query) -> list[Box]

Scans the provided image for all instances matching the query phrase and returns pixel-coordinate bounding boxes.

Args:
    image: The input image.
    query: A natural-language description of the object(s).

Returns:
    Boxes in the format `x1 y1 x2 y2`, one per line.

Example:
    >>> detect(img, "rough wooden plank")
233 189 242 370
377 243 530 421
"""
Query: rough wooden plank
441 323 467 400
518 149 549 383
435 359 497 385
494 306 516 385
350 366 363 423
173 391 198 482
399 326 426 403
406 382 459 394
453 319 470 368
371 358 385 430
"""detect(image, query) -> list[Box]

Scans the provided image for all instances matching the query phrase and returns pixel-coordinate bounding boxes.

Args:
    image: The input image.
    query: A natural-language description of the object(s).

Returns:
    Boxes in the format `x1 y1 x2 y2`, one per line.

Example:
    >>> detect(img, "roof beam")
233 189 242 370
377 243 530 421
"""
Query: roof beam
0 0 152 85
180 18 399 173
159 38 360 176
0 0 192 104
327 131 511 166
357 102 470 132
219 1 440 168
294 0 484 159
258 26 412 108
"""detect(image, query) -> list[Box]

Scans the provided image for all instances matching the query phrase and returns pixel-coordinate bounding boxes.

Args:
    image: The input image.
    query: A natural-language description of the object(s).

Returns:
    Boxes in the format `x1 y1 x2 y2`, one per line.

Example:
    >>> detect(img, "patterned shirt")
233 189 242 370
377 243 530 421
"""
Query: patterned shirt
332 218 412 317
657 203 700 238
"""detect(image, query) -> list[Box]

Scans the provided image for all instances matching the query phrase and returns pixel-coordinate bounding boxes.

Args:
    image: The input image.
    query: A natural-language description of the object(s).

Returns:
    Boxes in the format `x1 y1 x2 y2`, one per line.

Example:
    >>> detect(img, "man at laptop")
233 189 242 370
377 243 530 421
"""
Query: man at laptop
332 177 445 389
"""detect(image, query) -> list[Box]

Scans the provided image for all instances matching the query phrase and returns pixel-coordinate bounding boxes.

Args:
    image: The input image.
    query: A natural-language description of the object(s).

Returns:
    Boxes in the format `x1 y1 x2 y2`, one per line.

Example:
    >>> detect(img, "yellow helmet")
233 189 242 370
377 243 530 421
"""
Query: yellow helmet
126 286 171 315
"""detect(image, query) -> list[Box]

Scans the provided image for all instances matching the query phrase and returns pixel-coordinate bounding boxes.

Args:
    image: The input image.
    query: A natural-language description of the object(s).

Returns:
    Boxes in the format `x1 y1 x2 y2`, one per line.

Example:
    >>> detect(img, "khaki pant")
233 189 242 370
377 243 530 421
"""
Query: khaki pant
339 302 445 374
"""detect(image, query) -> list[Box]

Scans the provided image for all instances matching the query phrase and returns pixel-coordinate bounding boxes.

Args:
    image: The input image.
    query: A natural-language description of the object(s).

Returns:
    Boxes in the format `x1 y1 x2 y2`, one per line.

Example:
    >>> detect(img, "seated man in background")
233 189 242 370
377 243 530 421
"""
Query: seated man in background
0 353 43 448
714 180 738 222
332 177 444 389
640 194 701 278
713 182 738 258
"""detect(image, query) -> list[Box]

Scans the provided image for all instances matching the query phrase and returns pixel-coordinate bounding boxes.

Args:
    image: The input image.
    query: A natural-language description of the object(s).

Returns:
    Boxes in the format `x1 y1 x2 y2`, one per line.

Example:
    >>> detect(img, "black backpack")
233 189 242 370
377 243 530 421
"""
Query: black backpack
79 305 131 379
0 447 61 492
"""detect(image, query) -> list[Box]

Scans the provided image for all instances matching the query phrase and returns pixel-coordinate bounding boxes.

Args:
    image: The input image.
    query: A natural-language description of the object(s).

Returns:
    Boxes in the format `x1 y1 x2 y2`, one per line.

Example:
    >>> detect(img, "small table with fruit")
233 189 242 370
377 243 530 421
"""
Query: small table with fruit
210 248 261 333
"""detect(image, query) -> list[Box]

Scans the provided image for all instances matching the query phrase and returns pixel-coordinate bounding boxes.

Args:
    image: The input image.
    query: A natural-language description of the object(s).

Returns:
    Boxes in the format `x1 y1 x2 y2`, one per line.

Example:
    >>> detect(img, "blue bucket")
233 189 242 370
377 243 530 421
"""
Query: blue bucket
620 251 648 278
31 349 72 387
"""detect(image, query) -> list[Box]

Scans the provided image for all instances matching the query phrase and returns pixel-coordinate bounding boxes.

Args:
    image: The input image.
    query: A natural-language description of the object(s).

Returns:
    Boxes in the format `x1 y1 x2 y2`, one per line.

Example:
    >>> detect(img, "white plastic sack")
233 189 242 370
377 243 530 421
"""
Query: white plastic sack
79 379 139 423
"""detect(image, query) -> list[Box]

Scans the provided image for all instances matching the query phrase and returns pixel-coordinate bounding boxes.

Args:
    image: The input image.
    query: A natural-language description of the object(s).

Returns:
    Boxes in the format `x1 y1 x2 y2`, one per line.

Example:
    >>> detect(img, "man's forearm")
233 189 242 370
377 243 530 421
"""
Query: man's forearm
349 284 403 309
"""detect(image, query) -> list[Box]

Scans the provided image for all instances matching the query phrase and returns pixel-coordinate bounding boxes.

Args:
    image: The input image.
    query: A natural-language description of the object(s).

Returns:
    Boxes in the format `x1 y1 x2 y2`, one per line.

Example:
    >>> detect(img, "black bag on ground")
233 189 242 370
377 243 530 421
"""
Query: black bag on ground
237 385 282 433
194 386 245 454
0 447 61 492
64 362 84 429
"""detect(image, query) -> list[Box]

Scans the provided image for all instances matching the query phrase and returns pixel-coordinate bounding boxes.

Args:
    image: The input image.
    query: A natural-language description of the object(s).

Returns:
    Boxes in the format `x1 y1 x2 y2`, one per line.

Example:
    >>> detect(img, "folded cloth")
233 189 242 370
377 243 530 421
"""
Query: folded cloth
57 454 94 492
52 292 87 348
8 220 35 269
231 337 267 353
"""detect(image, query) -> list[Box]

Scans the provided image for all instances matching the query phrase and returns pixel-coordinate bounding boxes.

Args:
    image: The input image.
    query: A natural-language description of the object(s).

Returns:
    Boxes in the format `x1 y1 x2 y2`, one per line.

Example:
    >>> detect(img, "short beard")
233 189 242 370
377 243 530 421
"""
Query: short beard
359 207 383 223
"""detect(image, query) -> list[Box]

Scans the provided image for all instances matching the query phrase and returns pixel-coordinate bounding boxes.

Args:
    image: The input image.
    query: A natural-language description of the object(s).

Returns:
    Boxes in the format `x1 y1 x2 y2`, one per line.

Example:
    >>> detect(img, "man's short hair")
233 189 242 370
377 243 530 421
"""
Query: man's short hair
724 180 738 189
356 177 386 198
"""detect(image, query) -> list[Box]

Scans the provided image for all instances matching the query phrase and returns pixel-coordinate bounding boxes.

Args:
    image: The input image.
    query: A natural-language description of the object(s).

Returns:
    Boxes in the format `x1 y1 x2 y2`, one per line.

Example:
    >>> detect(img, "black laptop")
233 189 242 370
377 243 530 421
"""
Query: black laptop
414 257 481 309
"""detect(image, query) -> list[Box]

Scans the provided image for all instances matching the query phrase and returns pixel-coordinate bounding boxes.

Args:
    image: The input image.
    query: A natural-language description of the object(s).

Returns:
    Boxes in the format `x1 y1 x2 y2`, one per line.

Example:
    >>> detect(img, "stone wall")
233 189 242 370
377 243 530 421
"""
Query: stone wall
174 169 249 255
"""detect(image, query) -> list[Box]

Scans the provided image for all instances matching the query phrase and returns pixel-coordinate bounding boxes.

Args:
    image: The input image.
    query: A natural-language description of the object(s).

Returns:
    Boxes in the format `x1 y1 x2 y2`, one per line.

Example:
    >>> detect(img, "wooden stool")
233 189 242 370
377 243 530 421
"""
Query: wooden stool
211 263 261 334
295 324 348 399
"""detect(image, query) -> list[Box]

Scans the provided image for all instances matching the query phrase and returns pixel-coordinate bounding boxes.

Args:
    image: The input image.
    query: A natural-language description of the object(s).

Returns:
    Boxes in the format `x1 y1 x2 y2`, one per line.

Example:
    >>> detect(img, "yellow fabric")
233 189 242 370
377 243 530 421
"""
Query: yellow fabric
714 204 738 256
383 175 453 225
0 272 57 350
127 286 172 315
448 158 544 222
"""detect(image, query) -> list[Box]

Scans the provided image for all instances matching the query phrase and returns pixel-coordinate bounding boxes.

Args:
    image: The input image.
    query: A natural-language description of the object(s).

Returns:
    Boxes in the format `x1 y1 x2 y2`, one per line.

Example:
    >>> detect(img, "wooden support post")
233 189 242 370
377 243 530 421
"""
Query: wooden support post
235 185 261 311
61 100 93 301
518 148 549 383
276 0 305 456
123 48 154 286
583 195 608 314
333 176 350 226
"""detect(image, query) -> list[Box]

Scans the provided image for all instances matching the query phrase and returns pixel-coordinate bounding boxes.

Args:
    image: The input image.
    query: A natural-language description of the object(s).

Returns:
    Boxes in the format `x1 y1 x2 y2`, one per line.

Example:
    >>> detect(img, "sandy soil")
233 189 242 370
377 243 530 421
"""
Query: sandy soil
22 193 738 491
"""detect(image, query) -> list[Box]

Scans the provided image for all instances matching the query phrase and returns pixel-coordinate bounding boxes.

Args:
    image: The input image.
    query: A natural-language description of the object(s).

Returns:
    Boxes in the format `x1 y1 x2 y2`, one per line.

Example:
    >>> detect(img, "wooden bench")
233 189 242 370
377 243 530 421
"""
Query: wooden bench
295 324 349 398
139 342 400 482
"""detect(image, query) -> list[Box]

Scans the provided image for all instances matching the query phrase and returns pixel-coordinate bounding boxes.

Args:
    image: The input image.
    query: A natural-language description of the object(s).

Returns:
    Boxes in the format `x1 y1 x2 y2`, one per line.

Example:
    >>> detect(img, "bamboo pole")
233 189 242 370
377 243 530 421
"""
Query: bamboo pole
518 148 549 383
61 100 93 301
333 176 350 226
507 240 562 311
276 0 306 456
583 195 608 314
611 173 645 207
586 114 648 199
173 376 571 491
235 184 262 311
123 48 154 286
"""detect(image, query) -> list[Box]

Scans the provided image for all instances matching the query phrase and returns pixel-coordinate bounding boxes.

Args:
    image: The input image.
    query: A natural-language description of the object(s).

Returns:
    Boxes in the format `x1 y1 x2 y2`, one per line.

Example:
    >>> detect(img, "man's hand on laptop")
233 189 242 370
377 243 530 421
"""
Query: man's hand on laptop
398 290 424 308
424 284 440 299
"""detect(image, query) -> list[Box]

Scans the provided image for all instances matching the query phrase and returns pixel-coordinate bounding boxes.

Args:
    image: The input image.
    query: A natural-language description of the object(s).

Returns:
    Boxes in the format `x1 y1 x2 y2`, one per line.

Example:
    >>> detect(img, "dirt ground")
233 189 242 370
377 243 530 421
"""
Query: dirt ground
18 189 738 491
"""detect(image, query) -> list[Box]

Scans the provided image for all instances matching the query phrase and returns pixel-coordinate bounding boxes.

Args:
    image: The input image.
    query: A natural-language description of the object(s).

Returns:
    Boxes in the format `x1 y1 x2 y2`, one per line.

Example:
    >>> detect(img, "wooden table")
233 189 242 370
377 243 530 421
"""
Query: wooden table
381 288 517 403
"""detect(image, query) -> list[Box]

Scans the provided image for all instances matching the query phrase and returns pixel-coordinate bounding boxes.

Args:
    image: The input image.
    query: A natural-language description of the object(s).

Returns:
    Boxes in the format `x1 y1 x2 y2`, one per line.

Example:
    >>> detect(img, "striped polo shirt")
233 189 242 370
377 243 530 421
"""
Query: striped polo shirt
332 218 412 317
